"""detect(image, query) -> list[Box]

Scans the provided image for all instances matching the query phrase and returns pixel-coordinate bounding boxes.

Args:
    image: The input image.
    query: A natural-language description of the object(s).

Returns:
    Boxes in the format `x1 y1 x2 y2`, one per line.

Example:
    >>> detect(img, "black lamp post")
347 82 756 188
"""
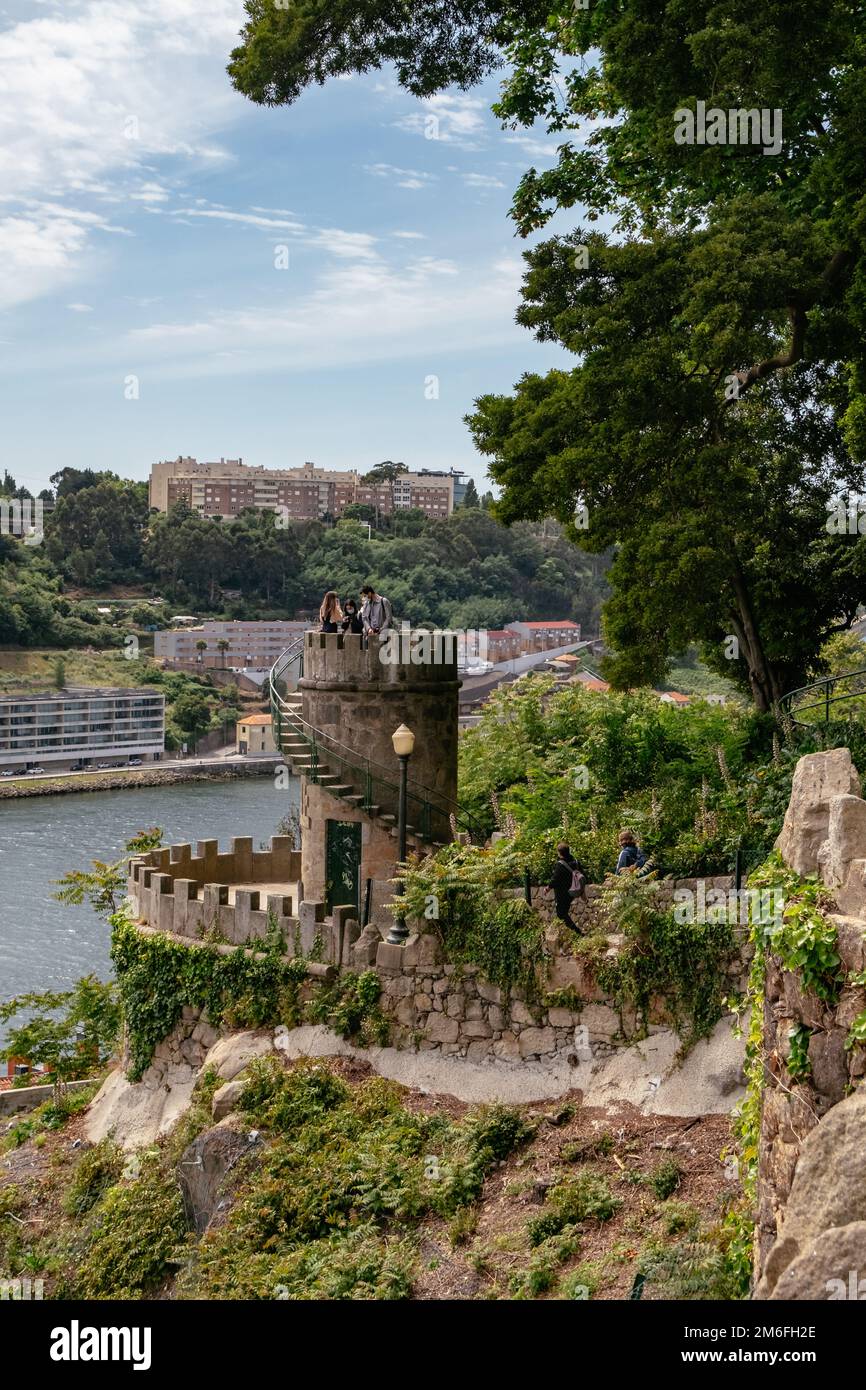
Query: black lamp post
387 723 415 945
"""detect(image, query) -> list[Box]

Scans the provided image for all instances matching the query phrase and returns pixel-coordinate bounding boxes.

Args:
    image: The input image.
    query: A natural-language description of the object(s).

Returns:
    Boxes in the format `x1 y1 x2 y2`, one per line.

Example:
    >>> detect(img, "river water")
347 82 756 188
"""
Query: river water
0 778 300 1015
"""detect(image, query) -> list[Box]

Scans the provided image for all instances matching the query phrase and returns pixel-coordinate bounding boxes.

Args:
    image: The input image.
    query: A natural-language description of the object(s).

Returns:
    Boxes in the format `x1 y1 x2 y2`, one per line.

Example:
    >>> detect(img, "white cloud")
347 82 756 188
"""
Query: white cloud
364 162 437 191
395 94 488 149
392 231 426 240
0 203 126 309
66 301 93 311
130 181 171 203
173 209 306 233
0 0 242 305
503 134 562 161
315 229 378 260
462 173 506 190
123 250 525 376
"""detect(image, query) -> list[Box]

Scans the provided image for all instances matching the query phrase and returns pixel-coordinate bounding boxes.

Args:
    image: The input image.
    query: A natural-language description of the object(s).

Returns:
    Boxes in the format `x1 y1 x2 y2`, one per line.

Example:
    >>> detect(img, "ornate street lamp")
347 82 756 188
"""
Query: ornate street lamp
387 723 415 945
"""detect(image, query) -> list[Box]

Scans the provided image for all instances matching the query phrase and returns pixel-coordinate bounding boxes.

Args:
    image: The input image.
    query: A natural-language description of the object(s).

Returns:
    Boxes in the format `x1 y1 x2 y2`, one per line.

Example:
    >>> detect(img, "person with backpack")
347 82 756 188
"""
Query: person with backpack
359 584 393 636
548 841 587 934
615 830 648 875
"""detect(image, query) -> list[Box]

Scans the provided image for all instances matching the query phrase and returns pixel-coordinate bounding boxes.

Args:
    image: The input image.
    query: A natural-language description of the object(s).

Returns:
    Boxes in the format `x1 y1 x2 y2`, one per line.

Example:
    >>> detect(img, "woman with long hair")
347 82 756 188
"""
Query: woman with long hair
319 590 343 633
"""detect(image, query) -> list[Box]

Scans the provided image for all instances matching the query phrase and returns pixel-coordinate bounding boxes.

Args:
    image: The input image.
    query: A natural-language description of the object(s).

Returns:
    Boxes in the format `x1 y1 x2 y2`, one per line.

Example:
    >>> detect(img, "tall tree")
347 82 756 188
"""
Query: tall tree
226 1 866 709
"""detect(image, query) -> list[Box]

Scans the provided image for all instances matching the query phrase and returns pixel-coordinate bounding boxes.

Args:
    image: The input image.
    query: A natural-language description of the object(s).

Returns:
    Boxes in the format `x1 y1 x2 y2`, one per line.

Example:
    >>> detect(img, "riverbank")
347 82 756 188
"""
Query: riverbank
0 758 281 799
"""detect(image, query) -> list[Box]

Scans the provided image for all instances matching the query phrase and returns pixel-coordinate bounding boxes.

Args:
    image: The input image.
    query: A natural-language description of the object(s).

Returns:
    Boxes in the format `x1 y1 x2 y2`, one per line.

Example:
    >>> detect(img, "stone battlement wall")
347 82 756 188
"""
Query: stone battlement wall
128 836 303 948
125 844 747 1067
301 628 458 688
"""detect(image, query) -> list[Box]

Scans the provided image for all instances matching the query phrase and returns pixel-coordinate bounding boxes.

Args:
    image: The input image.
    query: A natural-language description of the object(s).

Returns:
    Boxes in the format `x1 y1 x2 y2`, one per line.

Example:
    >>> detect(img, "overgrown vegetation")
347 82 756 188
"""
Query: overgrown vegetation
595 875 737 1047
111 915 391 1079
401 841 547 1001
183 1059 533 1299
458 677 866 880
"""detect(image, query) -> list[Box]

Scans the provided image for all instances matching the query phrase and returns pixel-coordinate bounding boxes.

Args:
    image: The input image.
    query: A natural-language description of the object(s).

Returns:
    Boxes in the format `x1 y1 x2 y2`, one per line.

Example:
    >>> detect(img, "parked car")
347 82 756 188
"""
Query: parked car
28 767 46 775
127 758 142 767
1 769 16 777
96 762 112 770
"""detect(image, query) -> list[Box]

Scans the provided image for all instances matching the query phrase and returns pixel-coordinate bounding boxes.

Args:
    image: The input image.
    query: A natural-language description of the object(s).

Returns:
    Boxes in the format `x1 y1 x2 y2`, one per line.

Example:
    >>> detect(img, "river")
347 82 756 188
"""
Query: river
0 777 300 1017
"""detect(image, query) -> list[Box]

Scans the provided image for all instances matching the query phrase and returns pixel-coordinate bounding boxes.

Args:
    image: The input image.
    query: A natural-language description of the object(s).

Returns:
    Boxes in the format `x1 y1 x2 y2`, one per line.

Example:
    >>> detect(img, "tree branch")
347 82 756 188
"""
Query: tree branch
731 248 854 399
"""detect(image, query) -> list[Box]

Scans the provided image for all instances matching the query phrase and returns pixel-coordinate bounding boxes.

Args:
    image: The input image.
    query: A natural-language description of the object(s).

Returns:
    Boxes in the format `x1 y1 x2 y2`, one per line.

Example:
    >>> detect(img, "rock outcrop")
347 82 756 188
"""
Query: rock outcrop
758 1090 866 1298
757 746 866 1298
775 746 860 877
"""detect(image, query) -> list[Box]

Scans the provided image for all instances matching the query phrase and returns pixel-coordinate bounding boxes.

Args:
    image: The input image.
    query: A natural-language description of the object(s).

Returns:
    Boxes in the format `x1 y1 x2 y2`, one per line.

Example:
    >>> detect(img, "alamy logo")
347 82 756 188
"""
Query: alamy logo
0 497 43 545
49 1321 152 1371
0 1276 43 1299
673 882 784 926
673 101 782 157
826 493 866 534
378 623 487 667
826 1270 866 1299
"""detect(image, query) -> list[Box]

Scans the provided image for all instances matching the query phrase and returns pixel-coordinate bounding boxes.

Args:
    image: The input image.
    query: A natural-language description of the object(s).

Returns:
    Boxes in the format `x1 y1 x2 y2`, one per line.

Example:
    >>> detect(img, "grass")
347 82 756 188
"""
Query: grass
0 648 158 695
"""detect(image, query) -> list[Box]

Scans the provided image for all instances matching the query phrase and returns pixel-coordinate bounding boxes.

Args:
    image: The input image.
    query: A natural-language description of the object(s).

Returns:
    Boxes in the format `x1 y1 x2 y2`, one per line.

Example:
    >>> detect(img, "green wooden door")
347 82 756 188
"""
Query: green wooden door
325 819 361 914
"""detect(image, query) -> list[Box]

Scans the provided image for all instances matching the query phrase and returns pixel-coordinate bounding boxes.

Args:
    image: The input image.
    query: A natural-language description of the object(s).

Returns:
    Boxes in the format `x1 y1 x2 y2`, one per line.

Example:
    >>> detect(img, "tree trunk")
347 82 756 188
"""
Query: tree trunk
730 569 784 714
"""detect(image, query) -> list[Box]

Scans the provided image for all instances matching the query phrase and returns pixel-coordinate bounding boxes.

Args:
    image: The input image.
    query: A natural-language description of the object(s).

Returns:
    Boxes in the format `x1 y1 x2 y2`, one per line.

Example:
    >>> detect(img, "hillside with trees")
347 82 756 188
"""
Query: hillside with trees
1 468 609 645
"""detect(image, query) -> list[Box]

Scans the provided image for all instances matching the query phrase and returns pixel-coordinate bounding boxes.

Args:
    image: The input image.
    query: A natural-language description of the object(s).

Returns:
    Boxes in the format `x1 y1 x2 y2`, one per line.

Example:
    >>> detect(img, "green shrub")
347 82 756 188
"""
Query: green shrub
63 1139 124 1216
527 1171 621 1245
648 1158 681 1201
72 1157 187 1299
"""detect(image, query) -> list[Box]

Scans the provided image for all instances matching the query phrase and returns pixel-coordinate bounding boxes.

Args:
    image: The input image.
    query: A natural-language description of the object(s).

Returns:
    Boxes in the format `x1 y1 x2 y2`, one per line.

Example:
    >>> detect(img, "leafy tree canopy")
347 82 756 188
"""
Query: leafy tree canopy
225 1 866 710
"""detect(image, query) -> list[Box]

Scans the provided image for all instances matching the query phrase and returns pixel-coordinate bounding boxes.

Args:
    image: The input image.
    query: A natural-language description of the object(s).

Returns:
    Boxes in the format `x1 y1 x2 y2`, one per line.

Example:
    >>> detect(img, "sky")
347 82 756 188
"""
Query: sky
0 0 573 496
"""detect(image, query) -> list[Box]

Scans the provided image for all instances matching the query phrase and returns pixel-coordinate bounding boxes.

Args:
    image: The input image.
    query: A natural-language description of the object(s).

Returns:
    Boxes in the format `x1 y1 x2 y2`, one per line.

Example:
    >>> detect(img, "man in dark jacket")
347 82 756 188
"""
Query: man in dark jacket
548 841 586 934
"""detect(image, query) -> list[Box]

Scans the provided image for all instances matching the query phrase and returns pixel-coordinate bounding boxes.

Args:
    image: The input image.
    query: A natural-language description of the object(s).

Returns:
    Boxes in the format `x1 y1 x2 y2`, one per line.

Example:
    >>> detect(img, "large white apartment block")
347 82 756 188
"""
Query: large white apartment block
149 458 458 522
0 688 165 771
154 620 306 671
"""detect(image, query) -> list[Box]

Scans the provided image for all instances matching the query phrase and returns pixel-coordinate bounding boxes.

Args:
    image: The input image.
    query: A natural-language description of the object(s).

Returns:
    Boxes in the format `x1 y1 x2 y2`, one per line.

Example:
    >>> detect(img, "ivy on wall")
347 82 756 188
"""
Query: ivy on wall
593 873 738 1048
399 841 549 1002
110 914 387 1080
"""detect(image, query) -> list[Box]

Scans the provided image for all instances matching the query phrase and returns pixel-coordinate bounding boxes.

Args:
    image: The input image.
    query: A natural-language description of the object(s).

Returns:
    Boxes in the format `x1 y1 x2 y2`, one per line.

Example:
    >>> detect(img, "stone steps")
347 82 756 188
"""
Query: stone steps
276 711 440 847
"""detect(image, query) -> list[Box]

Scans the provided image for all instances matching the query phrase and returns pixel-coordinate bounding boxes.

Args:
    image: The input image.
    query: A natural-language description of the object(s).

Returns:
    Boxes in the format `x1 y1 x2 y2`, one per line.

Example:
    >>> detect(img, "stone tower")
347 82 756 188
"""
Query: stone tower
296 630 459 911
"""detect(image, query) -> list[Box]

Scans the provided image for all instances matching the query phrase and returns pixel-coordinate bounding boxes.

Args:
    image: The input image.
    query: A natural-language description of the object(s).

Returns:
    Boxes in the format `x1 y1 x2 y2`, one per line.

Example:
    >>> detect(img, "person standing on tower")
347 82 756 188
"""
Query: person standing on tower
360 584 393 636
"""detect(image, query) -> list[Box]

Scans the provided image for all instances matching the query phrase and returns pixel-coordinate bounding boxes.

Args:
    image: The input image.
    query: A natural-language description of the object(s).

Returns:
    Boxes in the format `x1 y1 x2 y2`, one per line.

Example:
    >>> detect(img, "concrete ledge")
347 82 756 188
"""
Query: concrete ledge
0 1078 95 1117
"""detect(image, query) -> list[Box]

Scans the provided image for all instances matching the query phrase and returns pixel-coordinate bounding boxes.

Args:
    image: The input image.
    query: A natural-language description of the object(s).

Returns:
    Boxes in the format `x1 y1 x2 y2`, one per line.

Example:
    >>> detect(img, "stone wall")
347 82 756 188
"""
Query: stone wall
352 875 746 1064
126 846 747 1062
755 747 866 1299
128 836 302 946
300 630 459 802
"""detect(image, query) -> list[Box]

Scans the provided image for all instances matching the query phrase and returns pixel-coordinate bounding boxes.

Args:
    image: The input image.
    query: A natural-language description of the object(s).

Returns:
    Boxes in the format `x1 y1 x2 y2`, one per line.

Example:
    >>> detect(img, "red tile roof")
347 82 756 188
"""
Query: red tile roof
519 620 580 629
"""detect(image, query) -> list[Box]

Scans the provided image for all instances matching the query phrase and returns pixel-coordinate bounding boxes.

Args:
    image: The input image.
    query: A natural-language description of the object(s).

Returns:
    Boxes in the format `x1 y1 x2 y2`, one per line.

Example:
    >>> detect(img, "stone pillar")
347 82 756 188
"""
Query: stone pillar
299 631 460 903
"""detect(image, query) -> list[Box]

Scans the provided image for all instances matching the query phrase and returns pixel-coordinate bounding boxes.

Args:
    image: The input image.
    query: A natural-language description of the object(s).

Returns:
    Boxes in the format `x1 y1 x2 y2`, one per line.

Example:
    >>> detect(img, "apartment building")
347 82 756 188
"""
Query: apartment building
506 620 582 652
0 688 165 771
154 620 306 671
149 458 458 523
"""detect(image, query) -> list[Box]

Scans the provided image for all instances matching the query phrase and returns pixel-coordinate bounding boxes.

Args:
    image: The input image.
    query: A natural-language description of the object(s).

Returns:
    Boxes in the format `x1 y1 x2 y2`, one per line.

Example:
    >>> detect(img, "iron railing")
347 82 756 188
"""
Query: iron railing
268 634 483 844
780 666 866 727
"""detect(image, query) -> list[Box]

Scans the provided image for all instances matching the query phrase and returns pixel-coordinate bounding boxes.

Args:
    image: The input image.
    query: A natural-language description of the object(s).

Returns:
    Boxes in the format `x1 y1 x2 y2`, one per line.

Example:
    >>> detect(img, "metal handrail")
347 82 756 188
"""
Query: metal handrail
268 634 482 843
780 666 866 726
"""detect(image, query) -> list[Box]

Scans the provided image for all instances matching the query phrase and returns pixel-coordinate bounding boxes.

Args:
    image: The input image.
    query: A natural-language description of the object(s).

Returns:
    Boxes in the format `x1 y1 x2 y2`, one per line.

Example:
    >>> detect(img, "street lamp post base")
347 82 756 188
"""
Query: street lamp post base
387 916 409 946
